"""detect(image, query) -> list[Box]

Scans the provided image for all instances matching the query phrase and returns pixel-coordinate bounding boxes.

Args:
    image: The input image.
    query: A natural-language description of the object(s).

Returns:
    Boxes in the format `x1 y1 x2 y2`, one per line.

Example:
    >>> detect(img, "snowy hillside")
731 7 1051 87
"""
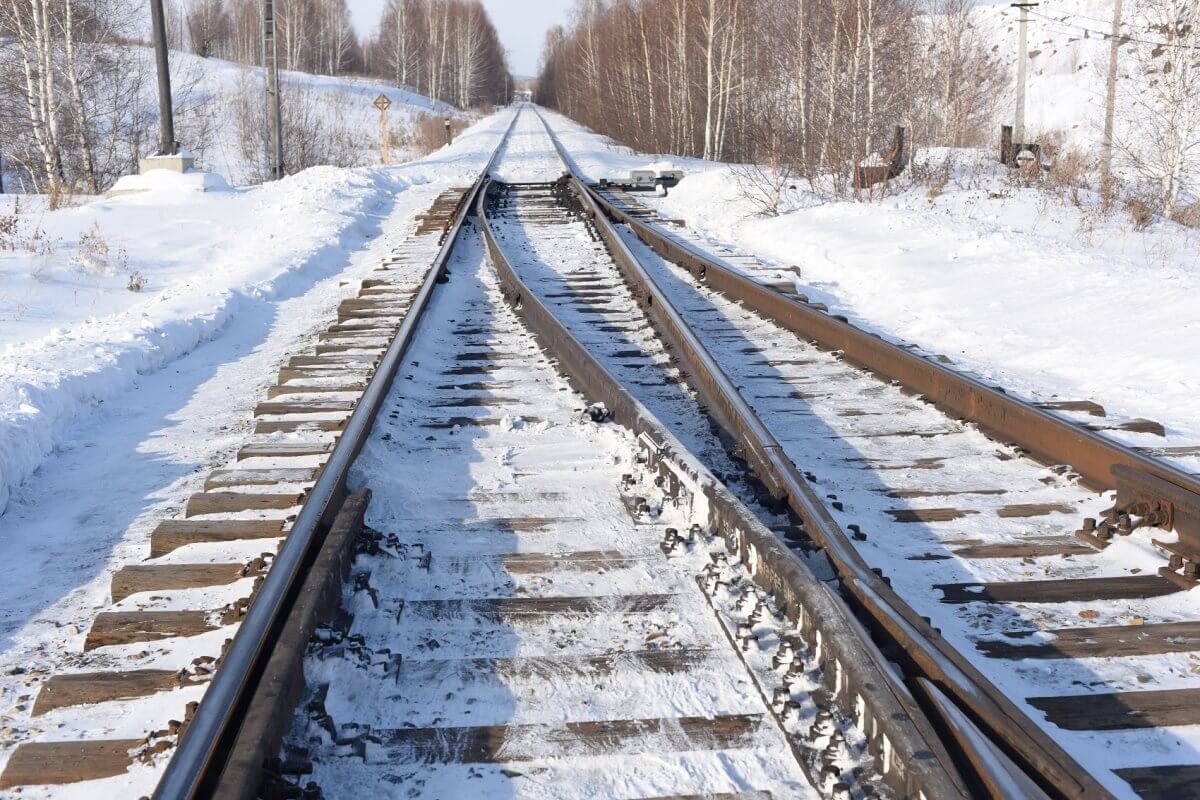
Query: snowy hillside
166 51 455 184
973 0 1178 156
0 110 514 521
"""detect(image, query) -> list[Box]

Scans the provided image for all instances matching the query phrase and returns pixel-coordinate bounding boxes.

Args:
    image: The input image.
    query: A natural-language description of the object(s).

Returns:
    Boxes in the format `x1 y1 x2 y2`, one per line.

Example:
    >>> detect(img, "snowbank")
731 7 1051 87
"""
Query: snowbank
538 108 1200 466
0 108 517 519
660 158 1200 450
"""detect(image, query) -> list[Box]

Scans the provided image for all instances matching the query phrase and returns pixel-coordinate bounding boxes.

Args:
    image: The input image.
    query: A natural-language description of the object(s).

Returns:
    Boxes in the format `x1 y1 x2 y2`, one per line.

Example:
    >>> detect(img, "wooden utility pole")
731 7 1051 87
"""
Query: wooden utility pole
374 95 393 164
1100 0 1124 210
263 0 284 180
1011 3 1039 146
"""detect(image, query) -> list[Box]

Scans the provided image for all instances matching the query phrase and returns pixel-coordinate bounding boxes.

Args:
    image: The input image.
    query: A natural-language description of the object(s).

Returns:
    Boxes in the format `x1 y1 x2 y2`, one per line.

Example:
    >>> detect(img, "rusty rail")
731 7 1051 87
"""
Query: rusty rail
476 179 975 800
151 109 522 800
531 108 1116 800
575 142 1200 571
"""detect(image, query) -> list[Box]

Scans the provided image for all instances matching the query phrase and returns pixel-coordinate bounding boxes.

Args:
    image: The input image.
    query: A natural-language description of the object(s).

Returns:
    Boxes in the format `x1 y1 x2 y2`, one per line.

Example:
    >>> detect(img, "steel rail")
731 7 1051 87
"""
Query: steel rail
151 108 524 800
476 178 973 800
571 130 1200 547
531 108 1112 800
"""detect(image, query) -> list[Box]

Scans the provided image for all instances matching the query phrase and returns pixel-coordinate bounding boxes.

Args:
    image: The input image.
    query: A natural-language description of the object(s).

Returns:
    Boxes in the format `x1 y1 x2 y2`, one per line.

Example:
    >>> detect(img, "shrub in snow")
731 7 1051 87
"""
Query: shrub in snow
0 198 55 256
1127 198 1157 230
74 222 111 275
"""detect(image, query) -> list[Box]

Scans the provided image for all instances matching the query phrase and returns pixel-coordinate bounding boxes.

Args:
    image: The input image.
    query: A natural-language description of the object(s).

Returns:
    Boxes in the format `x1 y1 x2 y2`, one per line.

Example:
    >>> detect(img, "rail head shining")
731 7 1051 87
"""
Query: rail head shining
151 109 523 800
528 107 1113 799
474 177 972 800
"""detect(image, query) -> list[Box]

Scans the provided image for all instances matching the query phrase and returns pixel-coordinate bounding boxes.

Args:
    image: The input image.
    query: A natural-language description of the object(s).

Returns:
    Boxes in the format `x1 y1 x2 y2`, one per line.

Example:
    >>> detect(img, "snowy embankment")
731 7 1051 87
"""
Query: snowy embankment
538 108 1200 454
180 52 456 182
0 108 512 522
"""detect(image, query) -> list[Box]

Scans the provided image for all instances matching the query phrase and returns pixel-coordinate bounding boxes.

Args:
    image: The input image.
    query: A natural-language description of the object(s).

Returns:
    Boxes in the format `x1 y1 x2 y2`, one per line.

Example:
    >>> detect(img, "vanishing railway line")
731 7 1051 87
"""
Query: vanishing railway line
3 106 1200 800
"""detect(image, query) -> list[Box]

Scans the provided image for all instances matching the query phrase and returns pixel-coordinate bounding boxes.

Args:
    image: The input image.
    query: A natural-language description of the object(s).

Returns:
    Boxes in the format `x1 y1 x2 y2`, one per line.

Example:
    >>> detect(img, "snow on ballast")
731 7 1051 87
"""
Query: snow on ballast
525 107 1200 800
472 119 975 799
0 186 472 797
276 226 818 799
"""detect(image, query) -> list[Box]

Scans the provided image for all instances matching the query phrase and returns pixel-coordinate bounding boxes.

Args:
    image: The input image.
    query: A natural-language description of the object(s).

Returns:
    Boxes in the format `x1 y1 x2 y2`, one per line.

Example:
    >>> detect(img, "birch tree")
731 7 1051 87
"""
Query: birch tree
1118 0 1200 218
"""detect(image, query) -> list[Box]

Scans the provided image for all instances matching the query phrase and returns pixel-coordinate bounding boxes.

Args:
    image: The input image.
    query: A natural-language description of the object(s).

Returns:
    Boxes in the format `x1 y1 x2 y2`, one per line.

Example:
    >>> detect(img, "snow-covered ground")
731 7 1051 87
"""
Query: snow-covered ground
2 88 1196 794
0 108 517 746
538 108 1200 466
285 221 815 799
972 0 1153 153
1 48 454 193
175 51 455 183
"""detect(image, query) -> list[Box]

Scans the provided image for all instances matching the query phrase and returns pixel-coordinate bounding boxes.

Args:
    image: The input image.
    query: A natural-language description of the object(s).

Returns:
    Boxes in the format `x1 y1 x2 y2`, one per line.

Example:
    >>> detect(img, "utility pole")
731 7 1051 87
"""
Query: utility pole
1100 0 1123 210
1011 3 1039 147
263 0 284 180
149 0 177 157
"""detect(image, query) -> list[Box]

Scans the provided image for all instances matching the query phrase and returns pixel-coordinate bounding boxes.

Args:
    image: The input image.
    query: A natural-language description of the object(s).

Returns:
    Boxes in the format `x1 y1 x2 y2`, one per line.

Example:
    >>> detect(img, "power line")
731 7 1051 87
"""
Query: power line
1027 8 1200 50
1027 7 1147 30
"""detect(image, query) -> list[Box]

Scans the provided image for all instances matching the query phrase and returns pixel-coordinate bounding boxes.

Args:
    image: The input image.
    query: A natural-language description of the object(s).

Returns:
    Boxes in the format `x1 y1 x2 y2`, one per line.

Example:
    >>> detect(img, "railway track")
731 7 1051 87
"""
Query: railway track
520 110 1200 799
278 224 819 799
3 105 1198 800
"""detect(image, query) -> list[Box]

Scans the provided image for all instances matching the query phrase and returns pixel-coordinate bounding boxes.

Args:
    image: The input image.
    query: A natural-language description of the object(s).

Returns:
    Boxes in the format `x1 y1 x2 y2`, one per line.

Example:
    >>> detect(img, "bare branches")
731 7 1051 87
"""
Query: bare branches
0 0 155 195
363 0 511 108
537 0 1003 200
1115 0 1200 219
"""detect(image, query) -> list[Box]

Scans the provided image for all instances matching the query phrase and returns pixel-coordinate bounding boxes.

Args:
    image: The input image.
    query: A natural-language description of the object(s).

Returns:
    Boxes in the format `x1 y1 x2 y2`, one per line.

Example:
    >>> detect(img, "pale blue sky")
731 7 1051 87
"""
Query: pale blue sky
482 0 575 77
346 0 575 78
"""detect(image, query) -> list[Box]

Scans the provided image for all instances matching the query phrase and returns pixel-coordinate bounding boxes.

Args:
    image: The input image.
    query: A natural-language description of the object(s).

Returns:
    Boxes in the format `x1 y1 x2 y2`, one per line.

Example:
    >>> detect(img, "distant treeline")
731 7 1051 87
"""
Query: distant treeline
180 0 512 110
537 0 1006 188
0 0 511 195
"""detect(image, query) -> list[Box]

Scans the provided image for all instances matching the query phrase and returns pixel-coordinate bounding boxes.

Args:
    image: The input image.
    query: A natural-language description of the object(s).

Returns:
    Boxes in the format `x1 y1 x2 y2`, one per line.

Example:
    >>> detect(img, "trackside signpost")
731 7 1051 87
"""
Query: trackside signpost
374 94 393 165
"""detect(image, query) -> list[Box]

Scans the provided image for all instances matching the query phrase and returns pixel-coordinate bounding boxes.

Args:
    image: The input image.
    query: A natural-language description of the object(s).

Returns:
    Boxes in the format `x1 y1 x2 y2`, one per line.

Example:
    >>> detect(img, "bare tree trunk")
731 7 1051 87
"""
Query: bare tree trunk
61 0 99 193
638 9 656 145
796 0 809 164
818 12 843 172
865 0 876 154
702 0 717 159
7 0 60 193
36 0 66 189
